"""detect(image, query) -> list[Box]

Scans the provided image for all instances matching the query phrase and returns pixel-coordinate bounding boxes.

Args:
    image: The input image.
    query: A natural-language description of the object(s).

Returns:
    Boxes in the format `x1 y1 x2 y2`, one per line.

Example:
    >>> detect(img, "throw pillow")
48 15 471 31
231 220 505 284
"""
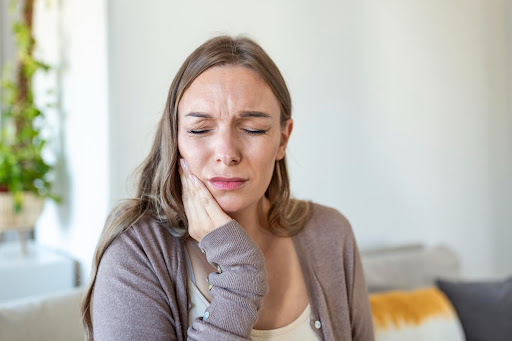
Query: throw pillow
436 277 512 341
370 287 465 341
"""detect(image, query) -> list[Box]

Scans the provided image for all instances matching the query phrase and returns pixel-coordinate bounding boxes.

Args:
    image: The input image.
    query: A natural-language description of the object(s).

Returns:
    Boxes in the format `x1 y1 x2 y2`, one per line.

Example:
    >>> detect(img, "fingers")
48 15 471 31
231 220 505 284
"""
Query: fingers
180 160 211 219
188 172 232 227
179 158 211 238
179 158 232 239
188 174 225 223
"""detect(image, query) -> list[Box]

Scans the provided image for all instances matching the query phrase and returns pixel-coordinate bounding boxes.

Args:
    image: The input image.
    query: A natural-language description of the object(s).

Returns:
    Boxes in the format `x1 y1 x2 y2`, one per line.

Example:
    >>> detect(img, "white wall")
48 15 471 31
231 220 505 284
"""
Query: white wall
30 0 511 281
497 0 512 277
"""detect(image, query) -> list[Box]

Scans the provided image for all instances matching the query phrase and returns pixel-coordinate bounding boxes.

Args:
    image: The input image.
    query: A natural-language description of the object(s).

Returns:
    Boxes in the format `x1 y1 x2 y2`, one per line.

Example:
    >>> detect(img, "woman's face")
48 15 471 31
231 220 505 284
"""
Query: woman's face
177 65 293 214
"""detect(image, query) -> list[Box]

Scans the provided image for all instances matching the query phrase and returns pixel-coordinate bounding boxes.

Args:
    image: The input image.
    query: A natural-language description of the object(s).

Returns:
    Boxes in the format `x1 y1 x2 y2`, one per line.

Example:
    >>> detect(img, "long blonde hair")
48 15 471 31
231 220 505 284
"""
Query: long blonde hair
81 35 311 339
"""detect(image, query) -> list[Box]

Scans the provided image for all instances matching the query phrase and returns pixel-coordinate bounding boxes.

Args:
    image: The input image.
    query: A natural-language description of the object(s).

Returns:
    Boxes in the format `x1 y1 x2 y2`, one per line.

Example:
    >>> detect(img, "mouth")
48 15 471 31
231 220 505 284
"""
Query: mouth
208 177 248 191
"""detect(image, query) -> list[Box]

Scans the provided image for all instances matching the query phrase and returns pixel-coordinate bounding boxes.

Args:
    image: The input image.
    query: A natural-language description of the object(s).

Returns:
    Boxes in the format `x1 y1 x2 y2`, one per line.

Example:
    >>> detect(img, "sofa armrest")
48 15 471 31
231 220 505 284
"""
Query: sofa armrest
0 287 85 341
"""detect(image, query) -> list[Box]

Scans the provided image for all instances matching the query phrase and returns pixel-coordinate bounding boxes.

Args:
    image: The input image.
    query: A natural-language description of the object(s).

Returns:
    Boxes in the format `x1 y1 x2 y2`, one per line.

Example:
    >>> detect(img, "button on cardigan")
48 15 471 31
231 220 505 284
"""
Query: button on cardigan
91 202 375 340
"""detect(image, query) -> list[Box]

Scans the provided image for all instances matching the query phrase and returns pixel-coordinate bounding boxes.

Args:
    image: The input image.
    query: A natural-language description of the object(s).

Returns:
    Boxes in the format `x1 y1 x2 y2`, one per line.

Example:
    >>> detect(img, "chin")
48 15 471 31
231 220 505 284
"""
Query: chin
217 199 246 213
213 194 253 214
210 184 266 215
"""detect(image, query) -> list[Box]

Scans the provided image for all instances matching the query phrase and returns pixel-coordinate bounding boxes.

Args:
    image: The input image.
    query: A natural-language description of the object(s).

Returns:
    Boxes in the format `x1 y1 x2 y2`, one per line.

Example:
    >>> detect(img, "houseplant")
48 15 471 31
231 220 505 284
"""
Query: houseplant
0 0 58 245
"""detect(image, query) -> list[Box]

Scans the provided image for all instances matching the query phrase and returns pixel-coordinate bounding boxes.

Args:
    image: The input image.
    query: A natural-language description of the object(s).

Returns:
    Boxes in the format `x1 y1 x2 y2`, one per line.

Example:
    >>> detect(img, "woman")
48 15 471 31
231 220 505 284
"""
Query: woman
81 35 374 341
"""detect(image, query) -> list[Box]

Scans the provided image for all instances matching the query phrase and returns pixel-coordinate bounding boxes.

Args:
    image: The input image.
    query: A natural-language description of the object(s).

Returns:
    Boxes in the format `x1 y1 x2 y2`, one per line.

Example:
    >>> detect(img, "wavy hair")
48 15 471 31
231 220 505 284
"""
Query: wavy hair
81 35 312 339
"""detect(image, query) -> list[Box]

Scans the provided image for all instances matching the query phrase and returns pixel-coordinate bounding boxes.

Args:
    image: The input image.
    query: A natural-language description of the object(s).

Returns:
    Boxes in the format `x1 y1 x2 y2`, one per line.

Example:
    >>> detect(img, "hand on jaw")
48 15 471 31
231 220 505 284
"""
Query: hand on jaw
179 158 233 242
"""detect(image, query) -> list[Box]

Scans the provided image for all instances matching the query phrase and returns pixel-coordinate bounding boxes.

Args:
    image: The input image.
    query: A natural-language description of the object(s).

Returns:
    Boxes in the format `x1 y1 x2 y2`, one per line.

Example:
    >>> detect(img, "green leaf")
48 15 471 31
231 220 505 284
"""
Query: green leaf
1 0 58 214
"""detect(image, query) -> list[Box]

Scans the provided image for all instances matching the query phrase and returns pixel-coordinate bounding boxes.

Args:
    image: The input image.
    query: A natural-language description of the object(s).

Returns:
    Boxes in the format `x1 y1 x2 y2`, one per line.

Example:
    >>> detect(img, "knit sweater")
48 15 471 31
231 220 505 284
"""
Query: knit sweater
91 202 375 340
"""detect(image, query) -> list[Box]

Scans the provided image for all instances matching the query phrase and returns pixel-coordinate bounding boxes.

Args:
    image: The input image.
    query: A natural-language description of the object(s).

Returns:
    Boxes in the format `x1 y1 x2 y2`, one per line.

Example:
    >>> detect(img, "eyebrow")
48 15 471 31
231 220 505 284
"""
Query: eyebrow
185 111 272 119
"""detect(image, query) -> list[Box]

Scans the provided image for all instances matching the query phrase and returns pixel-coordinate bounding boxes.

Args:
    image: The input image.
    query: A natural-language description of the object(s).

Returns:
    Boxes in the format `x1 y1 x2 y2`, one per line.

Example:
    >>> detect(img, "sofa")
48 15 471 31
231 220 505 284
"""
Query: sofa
0 243 510 341
362 244 511 341
0 286 84 341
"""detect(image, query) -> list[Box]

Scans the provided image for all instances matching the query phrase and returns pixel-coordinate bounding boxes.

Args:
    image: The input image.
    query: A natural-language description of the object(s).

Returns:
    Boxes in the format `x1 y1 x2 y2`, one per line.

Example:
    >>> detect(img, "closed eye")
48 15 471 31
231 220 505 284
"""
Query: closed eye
244 129 268 135
187 129 268 135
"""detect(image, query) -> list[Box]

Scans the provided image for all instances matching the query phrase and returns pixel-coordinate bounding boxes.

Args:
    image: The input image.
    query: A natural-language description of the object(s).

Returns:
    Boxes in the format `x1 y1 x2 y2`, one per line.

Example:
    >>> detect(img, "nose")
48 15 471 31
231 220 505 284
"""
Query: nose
215 129 241 166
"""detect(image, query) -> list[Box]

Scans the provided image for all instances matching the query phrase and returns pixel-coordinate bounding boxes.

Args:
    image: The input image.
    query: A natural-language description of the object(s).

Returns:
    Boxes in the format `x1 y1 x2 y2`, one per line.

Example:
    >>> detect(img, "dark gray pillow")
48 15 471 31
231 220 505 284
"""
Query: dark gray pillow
436 277 512 341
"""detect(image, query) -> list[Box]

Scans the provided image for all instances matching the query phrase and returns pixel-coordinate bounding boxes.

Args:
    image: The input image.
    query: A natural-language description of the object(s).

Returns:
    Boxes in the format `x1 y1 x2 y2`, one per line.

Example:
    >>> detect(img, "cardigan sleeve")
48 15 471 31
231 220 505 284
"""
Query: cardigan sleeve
349 233 375 341
91 228 178 341
91 219 268 341
187 219 269 340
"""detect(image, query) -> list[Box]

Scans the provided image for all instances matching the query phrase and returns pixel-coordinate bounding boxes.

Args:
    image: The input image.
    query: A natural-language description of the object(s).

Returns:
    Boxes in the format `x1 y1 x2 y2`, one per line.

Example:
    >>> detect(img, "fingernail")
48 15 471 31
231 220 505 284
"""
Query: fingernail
180 158 186 170
189 174 196 184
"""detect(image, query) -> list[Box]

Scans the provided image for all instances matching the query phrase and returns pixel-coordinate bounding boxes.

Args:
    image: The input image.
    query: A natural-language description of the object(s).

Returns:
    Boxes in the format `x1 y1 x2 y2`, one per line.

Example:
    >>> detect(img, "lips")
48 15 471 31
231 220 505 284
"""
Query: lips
208 177 247 190
209 177 247 182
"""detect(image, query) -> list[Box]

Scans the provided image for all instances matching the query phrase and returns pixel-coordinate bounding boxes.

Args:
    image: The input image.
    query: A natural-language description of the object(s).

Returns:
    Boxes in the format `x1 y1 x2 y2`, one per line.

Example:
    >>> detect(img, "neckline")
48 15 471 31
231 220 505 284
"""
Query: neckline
183 209 320 330
250 303 311 335
186 269 312 334
186 267 212 306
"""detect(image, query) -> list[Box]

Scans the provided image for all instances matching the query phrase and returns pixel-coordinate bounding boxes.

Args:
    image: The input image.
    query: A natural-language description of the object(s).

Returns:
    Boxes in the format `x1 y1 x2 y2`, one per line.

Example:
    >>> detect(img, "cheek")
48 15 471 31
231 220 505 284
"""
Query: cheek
249 143 279 179
177 135 188 158
177 135 192 164
178 133 201 157
178 136 210 175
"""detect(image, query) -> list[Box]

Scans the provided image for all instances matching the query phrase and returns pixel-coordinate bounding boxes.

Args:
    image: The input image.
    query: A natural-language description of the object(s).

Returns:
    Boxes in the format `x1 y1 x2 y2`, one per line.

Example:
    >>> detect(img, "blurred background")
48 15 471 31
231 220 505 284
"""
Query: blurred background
1 0 511 293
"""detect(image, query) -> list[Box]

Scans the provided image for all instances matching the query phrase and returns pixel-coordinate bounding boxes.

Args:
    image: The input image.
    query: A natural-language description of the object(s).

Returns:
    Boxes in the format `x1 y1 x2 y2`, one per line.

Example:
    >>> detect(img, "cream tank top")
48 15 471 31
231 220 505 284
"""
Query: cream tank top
184 248 320 340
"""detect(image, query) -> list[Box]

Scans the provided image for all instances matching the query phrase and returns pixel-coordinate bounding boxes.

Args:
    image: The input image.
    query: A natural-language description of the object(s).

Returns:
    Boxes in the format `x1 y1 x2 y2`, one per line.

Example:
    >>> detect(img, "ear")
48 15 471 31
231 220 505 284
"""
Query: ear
276 118 293 161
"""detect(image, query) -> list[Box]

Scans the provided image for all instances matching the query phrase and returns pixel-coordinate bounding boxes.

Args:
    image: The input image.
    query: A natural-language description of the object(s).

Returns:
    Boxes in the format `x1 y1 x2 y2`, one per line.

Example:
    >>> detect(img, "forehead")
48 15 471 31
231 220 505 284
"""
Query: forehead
178 65 280 116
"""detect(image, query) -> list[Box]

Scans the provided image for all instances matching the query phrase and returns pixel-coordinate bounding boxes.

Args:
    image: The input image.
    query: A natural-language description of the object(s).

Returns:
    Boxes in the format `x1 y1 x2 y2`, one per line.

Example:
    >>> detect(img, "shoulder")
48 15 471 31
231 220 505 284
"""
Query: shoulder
297 202 362 282
92 214 186 340
294 201 358 256
303 201 354 239
99 214 184 277
125 215 183 249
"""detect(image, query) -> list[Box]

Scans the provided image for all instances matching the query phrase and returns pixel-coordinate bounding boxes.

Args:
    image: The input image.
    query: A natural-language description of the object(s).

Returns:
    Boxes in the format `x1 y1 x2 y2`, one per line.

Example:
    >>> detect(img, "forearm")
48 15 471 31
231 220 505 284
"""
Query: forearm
187 219 268 340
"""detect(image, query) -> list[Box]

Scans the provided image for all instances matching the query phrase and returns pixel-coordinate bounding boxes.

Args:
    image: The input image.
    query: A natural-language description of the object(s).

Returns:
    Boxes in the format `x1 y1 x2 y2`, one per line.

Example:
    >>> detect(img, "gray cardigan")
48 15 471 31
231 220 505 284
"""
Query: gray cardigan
91 202 375 340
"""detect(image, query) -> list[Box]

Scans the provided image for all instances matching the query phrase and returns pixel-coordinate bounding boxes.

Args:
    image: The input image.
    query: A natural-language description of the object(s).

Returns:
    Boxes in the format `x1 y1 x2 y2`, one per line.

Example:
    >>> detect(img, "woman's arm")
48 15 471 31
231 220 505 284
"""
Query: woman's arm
187 220 268 340
91 229 178 341
349 236 375 341
91 218 268 341
178 157 268 339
